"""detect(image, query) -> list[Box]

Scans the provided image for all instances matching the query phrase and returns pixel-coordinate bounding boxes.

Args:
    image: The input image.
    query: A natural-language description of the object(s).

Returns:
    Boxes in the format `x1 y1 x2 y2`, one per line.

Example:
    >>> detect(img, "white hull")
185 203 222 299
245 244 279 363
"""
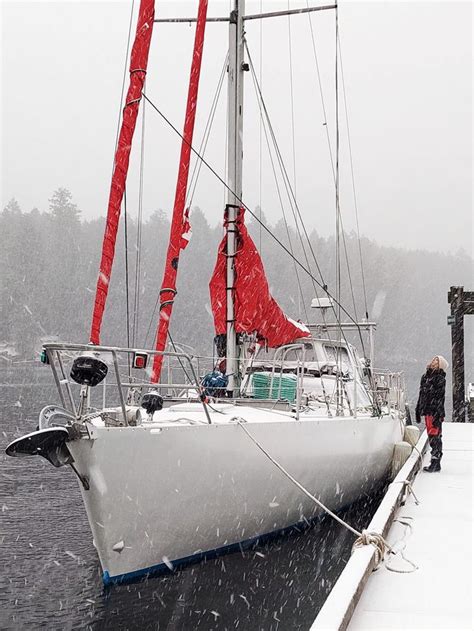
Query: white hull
68 408 402 583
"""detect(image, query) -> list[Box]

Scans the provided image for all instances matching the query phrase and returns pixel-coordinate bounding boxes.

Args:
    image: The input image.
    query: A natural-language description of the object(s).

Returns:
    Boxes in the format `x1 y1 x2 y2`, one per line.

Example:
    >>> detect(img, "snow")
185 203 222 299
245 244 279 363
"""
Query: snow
89 465 107 496
314 423 473 630
349 423 473 629
64 550 81 564
161 555 174 571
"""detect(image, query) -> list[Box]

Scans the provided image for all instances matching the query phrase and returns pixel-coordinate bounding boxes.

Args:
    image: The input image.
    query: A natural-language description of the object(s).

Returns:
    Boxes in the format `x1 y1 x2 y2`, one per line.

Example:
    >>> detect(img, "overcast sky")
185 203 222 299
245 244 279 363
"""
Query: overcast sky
1 1 472 255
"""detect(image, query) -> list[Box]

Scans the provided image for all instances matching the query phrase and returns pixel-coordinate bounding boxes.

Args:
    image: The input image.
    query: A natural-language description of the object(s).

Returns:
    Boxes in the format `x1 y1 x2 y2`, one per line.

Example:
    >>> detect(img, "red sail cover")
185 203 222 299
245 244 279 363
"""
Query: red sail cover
210 208 310 347
90 0 155 345
151 0 208 383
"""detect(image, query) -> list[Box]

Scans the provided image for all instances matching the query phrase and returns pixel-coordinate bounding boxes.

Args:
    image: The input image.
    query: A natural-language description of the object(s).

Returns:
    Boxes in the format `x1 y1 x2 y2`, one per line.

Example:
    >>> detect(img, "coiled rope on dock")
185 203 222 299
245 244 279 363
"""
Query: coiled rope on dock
351 530 387 565
385 517 419 573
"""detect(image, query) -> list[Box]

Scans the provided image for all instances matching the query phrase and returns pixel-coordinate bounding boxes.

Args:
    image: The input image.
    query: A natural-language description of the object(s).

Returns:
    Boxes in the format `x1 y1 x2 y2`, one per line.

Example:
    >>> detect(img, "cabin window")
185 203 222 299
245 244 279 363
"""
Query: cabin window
323 345 352 375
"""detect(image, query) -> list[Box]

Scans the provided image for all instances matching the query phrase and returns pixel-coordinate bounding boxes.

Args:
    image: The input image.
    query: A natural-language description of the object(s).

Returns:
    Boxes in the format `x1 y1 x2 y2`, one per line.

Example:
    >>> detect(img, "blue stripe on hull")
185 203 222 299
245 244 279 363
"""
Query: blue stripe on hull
102 514 324 586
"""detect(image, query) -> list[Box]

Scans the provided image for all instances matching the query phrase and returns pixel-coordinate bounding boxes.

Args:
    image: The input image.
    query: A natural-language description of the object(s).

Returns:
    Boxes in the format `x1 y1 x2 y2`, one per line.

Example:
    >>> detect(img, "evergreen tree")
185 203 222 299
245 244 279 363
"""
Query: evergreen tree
3 198 21 215
49 188 80 221
43 188 83 341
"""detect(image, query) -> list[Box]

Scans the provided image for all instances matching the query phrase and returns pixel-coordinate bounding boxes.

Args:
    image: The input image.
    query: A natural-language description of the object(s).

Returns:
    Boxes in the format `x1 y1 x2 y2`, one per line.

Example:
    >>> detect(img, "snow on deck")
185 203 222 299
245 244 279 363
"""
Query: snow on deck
348 422 473 630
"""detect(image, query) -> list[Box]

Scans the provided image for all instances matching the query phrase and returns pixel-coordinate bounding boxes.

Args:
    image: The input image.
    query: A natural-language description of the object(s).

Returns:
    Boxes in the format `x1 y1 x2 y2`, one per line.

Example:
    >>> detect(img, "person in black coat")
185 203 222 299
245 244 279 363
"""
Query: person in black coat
415 355 448 472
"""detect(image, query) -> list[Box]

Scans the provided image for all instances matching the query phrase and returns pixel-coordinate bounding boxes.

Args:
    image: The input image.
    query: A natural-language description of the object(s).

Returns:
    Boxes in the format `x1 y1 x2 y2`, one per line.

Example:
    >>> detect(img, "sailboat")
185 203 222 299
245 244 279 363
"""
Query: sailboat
6 0 407 585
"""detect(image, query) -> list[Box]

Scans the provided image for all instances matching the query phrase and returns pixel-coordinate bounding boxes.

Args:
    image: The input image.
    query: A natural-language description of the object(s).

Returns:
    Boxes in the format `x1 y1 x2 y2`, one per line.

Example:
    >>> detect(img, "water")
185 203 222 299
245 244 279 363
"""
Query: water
1 373 384 630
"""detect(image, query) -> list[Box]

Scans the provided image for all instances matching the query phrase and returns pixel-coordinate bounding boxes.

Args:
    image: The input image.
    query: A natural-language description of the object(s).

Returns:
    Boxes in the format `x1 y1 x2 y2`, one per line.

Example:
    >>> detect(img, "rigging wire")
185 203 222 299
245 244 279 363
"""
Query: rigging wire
246 42 326 289
245 42 364 357
259 0 263 253
115 0 134 363
306 2 366 326
287 1 298 200
257 106 309 323
143 293 159 349
246 39 352 364
306 0 335 176
108 0 145 357
247 48 309 323
223 70 229 211
123 187 132 375
308 5 357 329
168 331 194 386
132 85 147 347
141 57 228 349
287 1 301 318
338 34 369 320
335 3 343 412
186 51 229 208
141 91 368 342
246 61 308 321
114 0 136 156
299 5 366 348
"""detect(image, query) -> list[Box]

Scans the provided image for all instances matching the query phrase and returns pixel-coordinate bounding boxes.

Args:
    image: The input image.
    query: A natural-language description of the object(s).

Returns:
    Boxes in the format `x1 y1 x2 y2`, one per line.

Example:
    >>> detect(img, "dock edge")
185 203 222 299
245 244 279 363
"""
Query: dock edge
311 429 429 631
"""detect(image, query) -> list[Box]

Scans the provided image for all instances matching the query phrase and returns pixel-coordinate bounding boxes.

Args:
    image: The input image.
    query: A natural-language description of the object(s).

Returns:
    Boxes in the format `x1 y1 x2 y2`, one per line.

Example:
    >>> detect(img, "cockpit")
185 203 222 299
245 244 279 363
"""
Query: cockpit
240 337 373 411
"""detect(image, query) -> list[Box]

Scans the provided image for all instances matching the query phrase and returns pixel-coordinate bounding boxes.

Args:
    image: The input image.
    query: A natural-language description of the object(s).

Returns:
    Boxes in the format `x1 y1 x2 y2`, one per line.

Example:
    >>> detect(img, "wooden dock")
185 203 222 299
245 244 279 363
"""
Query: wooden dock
312 422 473 630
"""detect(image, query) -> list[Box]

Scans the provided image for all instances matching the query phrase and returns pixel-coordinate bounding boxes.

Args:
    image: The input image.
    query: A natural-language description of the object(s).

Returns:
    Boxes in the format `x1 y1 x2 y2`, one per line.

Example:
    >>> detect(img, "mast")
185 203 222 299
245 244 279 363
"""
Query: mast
225 0 245 396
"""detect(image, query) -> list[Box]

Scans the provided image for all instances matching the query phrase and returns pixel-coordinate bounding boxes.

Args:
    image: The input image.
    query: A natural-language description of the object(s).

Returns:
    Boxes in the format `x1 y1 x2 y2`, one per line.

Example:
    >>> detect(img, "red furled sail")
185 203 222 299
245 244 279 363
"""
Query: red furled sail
151 0 208 383
210 207 310 347
90 0 155 345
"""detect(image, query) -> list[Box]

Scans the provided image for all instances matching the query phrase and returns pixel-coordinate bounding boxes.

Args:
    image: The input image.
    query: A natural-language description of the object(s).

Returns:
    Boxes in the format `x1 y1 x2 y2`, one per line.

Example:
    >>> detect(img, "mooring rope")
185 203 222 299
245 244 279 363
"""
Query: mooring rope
237 420 422 573
238 421 388 563
385 517 419 573
351 531 387 566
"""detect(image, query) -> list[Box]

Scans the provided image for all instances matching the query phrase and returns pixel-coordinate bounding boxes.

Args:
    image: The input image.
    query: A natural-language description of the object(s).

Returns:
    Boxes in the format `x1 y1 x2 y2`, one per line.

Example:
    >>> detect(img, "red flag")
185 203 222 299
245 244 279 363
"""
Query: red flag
90 0 155 345
210 208 310 347
151 0 208 382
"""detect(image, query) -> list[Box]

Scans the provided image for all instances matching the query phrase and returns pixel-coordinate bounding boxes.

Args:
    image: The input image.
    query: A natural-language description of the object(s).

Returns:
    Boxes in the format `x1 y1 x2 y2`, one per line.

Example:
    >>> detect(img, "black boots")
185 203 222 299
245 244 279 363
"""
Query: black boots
423 459 441 472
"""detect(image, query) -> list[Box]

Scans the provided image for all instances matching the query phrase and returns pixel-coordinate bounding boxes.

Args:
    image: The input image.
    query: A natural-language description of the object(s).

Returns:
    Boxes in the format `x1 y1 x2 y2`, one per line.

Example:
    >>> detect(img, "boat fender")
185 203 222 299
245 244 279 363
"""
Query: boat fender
403 425 420 447
390 441 412 479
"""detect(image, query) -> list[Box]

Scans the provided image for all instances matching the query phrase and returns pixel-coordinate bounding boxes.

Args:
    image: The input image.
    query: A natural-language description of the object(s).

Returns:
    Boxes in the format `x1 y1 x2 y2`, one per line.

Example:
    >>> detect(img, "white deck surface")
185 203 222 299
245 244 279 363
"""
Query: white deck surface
349 423 473 630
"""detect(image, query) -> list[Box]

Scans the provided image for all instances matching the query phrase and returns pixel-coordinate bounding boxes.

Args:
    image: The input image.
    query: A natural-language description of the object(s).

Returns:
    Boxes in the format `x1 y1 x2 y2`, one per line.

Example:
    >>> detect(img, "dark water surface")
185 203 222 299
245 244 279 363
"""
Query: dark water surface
1 373 384 630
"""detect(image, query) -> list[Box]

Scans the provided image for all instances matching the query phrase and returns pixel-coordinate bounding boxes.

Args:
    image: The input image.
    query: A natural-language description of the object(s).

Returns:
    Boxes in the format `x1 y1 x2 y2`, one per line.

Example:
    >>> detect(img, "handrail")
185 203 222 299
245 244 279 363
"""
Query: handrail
371 368 406 414
111 351 127 424
42 343 406 423
42 342 211 424
252 340 380 418
269 343 306 418
55 350 78 417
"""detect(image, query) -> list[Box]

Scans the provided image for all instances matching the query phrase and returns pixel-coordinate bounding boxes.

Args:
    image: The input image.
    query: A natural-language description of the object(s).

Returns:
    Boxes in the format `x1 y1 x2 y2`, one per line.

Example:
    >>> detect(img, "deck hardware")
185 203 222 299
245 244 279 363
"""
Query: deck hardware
70 463 90 491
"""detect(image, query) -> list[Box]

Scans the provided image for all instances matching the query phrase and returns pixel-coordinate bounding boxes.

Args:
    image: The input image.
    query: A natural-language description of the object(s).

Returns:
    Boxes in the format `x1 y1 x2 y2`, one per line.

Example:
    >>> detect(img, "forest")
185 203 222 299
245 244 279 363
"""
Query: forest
1 189 472 407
